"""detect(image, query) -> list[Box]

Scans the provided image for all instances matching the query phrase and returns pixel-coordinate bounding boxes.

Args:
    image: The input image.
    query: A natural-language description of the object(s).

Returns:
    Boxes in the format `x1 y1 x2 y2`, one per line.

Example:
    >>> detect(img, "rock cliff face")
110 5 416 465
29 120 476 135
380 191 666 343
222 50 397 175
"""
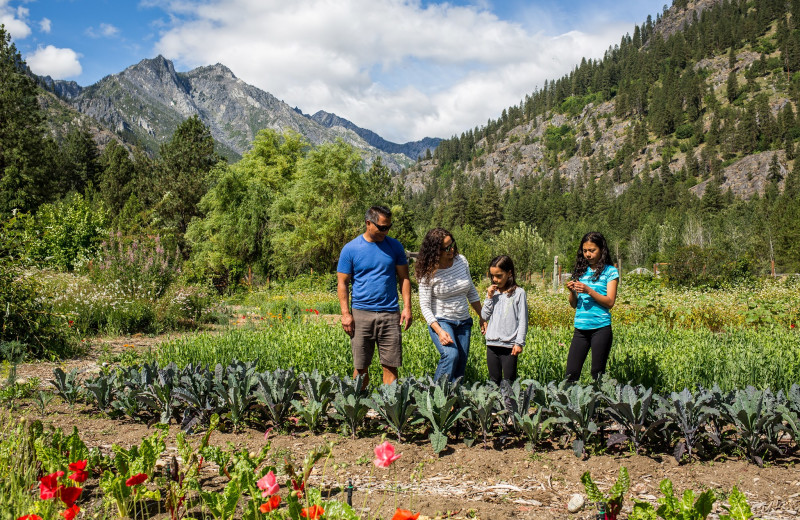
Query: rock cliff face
48 56 412 170
308 110 441 160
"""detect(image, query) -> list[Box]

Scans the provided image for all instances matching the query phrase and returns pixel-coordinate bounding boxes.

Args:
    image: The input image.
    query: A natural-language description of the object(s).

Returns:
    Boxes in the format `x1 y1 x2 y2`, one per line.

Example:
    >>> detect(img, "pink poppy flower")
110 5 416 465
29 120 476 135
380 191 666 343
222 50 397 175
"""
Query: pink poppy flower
257 471 279 497
373 441 401 468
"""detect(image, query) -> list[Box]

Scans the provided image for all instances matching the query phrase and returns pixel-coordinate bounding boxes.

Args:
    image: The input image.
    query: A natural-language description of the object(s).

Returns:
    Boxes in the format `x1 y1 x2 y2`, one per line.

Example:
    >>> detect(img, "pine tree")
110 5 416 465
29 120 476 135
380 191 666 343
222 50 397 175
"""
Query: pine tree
726 70 739 103
0 25 50 216
99 140 135 215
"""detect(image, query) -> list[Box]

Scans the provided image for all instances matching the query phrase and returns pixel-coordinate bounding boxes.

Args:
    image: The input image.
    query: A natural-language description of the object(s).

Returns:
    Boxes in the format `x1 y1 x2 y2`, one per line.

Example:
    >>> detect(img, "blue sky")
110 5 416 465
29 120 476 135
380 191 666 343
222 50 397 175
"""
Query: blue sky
3 0 667 142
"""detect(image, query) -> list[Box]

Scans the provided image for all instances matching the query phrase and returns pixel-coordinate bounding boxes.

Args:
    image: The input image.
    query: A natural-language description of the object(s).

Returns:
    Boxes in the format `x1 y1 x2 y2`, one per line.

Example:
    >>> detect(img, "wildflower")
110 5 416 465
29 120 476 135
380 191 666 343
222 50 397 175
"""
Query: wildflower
60 505 79 520
17 515 43 520
373 441 401 468
57 486 82 507
300 505 324 519
40 471 65 500
68 461 88 483
391 509 420 520
257 471 279 497
126 473 148 486
259 495 281 513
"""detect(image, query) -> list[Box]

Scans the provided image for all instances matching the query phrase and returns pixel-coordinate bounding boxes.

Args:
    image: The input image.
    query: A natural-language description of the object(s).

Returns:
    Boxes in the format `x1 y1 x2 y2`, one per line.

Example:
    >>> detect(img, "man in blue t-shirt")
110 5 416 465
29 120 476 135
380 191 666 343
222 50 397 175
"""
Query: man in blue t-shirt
337 205 412 385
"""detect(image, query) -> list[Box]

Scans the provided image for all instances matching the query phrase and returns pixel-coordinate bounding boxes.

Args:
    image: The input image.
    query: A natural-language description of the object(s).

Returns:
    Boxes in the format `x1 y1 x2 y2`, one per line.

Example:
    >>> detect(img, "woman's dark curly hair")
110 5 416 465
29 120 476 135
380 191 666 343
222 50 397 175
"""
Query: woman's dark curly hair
415 228 458 282
571 231 613 282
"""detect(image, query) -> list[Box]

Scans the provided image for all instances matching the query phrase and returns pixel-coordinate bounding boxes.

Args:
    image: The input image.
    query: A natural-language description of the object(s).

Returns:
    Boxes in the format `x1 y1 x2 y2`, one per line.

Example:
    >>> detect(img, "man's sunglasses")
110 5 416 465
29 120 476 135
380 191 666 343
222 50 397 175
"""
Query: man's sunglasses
368 220 392 232
441 242 456 252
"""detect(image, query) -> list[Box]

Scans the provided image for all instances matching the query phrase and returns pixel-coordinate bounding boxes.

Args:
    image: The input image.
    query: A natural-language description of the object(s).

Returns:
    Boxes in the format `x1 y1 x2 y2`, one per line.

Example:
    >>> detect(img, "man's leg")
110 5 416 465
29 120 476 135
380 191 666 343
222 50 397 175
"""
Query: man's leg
351 309 375 389
381 365 398 385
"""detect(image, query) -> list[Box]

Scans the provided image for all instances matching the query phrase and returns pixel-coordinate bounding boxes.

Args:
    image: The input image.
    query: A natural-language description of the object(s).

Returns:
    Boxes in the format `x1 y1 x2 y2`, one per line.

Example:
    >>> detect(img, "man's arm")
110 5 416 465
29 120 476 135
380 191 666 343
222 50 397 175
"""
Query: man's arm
337 272 354 337
396 264 413 330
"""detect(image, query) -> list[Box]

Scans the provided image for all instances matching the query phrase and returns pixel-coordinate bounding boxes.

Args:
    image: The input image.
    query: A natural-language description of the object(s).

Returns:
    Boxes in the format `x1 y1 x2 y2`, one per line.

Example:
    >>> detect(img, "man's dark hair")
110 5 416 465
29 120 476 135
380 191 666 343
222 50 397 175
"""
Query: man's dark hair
366 205 392 223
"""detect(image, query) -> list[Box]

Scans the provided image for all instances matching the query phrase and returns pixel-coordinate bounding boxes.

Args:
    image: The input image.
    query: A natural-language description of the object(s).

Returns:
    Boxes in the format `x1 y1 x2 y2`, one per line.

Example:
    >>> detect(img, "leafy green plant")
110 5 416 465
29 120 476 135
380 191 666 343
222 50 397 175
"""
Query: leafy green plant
414 379 470 455
137 363 178 424
548 381 600 458
581 467 630 520
173 363 221 432
601 383 665 454
98 428 166 518
331 375 371 438
84 370 116 414
719 486 754 520
655 388 720 462
719 386 783 467
366 378 417 441
461 381 503 448
49 367 83 407
630 478 716 520
514 405 557 453
213 360 258 429
34 390 55 415
291 370 335 432
255 367 300 427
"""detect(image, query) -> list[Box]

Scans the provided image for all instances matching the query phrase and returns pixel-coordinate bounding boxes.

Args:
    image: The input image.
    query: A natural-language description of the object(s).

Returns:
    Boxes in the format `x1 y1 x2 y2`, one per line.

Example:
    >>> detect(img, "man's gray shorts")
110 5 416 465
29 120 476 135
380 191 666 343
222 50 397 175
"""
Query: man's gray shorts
351 309 402 369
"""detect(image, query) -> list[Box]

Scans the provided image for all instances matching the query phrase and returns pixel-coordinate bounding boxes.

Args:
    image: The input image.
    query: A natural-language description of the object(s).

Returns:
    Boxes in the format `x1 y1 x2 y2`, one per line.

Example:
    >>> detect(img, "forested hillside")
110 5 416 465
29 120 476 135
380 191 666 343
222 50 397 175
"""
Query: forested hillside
402 0 800 275
2 0 800 291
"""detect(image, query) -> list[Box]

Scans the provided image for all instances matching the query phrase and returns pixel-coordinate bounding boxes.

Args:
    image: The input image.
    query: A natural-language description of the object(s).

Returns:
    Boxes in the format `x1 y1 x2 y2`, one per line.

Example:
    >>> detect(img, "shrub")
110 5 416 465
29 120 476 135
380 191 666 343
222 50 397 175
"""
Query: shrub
87 232 182 299
0 264 79 360
22 193 109 271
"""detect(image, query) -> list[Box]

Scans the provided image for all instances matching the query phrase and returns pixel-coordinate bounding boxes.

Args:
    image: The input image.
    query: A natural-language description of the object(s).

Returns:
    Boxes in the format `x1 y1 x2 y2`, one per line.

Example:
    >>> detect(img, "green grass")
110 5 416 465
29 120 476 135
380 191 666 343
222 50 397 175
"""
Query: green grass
147 318 800 393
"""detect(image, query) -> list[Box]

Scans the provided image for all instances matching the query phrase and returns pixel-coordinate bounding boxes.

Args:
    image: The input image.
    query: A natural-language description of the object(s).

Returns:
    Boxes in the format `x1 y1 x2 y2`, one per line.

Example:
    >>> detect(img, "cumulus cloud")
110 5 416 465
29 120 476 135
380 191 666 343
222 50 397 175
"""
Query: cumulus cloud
39 17 51 33
26 45 82 78
0 0 32 40
85 22 120 38
152 0 646 142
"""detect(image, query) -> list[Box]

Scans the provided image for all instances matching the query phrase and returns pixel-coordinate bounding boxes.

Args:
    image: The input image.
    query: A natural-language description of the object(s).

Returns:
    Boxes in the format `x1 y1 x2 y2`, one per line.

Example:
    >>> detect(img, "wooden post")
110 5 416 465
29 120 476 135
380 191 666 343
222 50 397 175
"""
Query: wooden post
552 256 559 291
771 260 776 277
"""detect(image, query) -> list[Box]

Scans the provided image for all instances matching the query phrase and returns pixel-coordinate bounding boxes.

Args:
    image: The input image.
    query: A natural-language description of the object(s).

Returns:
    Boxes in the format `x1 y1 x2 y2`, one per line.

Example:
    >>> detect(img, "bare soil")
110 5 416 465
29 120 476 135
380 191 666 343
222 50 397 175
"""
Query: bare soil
9 339 800 520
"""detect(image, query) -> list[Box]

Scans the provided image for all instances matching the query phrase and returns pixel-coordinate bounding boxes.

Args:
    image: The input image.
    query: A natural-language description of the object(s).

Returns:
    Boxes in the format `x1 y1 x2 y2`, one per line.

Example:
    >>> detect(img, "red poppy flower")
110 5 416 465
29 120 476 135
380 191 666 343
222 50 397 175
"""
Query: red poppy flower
60 505 79 520
57 486 83 507
68 462 88 484
17 515 43 520
40 471 65 500
391 509 420 520
125 473 148 486
259 495 281 513
68 461 87 472
300 505 324 519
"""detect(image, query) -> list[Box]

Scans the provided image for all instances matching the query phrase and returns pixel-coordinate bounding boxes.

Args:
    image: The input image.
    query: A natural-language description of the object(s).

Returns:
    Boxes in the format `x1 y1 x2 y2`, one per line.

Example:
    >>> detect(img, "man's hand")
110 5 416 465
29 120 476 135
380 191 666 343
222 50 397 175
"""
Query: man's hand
400 307 413 331
341 312 355 337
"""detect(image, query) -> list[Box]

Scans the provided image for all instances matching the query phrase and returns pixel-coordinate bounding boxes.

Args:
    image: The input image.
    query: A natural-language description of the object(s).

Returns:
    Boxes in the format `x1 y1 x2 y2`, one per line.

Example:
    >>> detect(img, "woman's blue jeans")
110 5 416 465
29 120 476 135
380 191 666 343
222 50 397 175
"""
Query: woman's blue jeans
428 317 473 381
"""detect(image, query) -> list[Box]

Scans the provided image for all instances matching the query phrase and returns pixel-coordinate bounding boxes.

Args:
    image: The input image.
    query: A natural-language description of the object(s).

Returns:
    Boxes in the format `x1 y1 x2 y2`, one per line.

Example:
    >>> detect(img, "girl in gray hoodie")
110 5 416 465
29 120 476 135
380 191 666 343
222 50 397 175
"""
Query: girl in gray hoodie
481 255 528 386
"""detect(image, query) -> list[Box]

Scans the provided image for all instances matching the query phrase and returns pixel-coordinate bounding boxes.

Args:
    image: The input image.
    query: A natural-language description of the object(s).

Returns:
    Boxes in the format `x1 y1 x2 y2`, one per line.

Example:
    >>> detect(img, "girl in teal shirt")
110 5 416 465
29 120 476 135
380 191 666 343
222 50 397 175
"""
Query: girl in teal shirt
565 232 619 382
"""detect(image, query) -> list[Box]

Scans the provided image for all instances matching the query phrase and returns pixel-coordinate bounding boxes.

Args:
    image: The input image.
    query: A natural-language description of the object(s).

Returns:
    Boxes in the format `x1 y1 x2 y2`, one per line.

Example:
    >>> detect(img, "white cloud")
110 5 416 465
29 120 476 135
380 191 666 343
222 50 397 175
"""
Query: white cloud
152 0 646 142
39 17 51 33
26 45 82 78
85 22 120 38
0 0 31 40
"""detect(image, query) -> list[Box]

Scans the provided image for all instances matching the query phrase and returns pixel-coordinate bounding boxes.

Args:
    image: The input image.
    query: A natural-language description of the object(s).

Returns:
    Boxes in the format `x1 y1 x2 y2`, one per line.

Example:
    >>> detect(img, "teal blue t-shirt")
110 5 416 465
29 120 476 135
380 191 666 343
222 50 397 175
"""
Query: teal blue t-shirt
574 265 619 330
337 235 408 312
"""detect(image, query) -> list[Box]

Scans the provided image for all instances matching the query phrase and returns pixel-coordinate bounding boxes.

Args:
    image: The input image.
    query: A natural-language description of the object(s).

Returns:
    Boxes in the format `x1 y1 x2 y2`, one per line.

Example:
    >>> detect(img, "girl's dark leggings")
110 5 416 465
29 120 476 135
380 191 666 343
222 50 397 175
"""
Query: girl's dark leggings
487 345 518 385
565 325 613 382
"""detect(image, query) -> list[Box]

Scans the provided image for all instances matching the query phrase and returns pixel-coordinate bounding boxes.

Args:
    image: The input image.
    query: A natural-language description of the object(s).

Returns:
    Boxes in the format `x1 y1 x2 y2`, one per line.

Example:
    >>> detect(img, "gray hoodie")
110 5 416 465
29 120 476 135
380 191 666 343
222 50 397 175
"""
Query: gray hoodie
480 287 528 348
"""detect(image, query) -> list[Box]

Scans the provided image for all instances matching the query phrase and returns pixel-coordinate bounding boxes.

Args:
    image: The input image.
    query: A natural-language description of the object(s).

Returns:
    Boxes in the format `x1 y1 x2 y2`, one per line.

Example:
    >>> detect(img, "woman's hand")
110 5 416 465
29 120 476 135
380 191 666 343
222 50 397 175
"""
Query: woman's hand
437 329 454 345
511 344 523 356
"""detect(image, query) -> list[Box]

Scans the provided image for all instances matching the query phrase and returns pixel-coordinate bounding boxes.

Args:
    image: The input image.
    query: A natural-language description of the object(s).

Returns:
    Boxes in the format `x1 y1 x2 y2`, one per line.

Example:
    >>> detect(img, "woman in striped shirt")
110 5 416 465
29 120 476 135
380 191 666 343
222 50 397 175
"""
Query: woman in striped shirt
415 228 485 381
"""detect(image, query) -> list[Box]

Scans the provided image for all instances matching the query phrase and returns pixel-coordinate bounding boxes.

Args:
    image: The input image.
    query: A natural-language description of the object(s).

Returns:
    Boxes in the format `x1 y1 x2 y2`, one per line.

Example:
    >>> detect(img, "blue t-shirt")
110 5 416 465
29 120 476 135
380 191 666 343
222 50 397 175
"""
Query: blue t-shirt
337 235 408 312
574 264 619 330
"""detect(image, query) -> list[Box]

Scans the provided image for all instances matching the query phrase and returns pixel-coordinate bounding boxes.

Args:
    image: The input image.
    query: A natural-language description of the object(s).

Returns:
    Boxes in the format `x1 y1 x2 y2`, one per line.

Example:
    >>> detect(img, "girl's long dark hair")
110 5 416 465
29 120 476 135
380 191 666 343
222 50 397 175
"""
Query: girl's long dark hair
571 232 612 282
489 255 517 291
415 228 458 282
